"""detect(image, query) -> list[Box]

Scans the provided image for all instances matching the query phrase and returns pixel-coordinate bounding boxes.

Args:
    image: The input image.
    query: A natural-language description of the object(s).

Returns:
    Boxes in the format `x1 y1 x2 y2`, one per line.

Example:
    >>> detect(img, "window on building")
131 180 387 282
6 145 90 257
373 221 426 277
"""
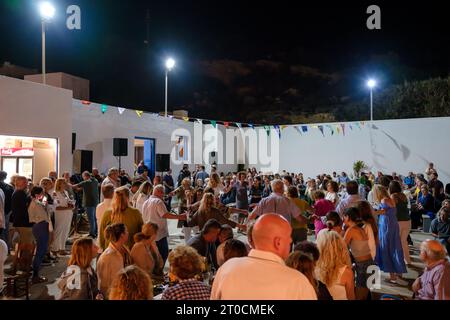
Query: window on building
175 136 188 161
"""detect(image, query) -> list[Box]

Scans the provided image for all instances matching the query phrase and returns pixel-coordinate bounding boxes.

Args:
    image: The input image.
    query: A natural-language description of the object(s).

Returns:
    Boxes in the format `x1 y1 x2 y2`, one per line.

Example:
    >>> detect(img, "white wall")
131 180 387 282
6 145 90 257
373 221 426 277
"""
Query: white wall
254 118 450 184
71 100 238 177
0 76 73 181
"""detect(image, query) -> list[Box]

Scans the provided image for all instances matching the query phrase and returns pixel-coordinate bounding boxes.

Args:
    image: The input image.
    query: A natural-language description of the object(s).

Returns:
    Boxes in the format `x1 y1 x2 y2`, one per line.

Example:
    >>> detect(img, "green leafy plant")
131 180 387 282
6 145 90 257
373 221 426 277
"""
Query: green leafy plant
353 160 367 178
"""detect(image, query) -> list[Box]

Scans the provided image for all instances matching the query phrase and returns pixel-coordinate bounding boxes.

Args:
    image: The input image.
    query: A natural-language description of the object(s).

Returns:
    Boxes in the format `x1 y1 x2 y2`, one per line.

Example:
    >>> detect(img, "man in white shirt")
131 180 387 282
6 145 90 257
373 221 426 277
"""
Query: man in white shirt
141 185 186 264
336 181 361 217
96 184 114 236
211 213 317 300
100 168 120 201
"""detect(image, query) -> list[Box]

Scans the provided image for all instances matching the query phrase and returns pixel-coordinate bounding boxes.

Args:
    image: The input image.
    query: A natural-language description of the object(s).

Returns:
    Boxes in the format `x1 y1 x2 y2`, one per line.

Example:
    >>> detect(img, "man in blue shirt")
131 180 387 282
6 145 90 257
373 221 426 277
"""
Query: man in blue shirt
338 172 350 186
404 172 416 188
195 166 209 185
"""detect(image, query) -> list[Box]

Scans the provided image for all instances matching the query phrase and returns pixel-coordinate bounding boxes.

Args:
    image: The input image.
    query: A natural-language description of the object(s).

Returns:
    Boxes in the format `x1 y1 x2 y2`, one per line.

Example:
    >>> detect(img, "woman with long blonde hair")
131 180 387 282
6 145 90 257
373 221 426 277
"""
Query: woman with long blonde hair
99 186 143 250
58 237 101 300
187 193 241 230
372 184 407 284
51 178 75 256
205 172 224 197
109 265 153 300
316 230 355 300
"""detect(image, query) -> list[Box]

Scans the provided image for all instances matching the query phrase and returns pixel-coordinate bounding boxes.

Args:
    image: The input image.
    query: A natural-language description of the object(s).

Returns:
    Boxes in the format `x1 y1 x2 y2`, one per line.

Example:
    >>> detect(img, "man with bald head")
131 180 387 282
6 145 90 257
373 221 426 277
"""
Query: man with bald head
248 179 307 226
412 239 450 300
211 213 317 300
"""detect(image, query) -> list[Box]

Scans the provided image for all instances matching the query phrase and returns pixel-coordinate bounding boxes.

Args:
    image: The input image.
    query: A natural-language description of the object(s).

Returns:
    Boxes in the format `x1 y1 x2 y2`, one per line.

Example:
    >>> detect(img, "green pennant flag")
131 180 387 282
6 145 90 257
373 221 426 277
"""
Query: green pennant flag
264 126 271 136
101 104 108 114
210 120 217 128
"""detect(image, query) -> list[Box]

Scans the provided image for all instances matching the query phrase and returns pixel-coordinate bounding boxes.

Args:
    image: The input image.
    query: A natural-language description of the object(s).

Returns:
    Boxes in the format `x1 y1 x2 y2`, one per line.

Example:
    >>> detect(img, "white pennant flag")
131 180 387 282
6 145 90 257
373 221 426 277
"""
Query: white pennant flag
118 107 126 115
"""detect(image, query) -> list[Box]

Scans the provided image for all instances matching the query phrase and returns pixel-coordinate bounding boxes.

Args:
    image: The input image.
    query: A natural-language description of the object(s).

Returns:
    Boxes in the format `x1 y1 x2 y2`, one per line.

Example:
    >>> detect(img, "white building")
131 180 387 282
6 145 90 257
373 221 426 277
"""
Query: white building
1 75 449 185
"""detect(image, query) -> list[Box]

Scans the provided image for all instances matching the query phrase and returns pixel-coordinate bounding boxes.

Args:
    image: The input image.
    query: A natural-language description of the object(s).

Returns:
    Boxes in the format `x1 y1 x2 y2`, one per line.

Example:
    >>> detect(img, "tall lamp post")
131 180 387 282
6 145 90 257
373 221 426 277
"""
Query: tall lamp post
367 79 377 122
164 58 175 117
39 2 55 84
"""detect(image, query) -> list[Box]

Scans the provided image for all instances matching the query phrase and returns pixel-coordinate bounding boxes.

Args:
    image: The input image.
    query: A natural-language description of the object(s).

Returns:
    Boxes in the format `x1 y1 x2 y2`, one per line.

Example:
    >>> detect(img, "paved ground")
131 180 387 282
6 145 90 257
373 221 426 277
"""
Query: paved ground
0 219 435 300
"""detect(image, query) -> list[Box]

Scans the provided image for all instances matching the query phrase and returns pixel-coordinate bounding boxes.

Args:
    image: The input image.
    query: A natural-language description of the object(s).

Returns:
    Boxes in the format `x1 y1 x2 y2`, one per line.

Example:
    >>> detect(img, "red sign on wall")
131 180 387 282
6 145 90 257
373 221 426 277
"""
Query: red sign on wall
0 148 34 156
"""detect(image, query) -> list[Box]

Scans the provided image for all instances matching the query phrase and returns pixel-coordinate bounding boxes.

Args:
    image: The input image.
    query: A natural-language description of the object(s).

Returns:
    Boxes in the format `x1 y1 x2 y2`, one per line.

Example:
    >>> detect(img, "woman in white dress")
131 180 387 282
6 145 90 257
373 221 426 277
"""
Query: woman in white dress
51 179 75 256
132 181 152 214
325 181 340 206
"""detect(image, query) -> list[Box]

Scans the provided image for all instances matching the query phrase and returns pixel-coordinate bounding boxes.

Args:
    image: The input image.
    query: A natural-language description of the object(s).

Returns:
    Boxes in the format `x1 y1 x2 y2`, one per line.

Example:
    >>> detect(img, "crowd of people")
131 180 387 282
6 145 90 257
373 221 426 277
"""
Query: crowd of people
0 160 449 300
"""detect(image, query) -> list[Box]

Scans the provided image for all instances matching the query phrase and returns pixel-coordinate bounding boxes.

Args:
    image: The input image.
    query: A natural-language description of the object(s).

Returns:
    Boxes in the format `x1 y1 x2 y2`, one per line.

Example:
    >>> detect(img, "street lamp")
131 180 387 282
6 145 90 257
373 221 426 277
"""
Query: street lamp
39 2 55 84
367 79 377 122
164 58 175 117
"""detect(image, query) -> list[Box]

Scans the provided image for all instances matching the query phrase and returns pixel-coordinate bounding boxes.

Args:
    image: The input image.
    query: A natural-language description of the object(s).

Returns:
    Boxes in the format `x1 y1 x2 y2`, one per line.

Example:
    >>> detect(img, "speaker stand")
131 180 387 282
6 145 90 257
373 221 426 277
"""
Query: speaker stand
118 156 122 172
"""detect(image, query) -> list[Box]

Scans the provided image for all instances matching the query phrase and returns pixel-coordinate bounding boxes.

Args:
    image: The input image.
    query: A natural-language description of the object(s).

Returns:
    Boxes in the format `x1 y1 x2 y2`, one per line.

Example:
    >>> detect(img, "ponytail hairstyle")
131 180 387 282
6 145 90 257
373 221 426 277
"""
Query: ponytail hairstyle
325 211 341 231
111 186 130 223
105 223 127 243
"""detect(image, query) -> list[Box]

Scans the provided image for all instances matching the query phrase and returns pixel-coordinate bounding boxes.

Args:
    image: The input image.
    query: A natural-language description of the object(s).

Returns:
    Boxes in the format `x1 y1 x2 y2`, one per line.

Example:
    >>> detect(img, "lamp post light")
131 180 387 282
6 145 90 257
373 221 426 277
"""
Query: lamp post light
39 2 55 84
164 58 175 117
367 79 377 122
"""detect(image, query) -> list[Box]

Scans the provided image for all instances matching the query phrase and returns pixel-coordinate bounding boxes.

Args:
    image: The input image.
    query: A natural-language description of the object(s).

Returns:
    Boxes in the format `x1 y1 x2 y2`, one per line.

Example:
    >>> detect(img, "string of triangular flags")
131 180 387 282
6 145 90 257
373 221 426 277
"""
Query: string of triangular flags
77 99 367 139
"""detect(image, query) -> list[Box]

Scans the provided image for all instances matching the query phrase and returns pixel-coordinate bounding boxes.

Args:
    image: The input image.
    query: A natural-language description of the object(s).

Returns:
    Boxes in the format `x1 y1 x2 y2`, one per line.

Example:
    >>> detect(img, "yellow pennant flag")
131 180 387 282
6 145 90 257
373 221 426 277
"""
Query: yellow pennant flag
183 117 190 122
311 125 318 129
281 125 288 130
336 125 341 134
136 110 144 117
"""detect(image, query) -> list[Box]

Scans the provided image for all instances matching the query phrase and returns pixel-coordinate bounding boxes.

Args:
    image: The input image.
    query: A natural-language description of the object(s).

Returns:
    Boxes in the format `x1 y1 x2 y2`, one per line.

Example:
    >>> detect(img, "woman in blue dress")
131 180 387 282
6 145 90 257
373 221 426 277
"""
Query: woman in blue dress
373 185 407 284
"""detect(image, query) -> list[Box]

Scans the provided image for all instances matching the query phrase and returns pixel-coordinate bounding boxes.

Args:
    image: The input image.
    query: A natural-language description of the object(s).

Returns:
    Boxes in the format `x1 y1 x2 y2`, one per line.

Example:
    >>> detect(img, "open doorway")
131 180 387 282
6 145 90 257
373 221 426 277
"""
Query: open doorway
134 137 155 180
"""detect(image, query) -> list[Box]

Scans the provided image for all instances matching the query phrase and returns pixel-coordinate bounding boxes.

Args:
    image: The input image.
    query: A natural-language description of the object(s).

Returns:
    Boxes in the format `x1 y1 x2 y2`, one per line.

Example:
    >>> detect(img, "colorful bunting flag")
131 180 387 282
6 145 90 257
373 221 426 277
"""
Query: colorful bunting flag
118 107 126 115
264 126 271 136
294 126 302 135
326 124 334 135
136 110 144 118
81 100 91 105
210 120 217 128
248 124 255 130
318 125 325 137
281 125 288 130
355 122 361 130
274 125 281 139
349 124 353 130
341 123 346 135
182 117 190 122
336 125 340 134
197 119 203 125
223 121 230 128
101 104 108 114
236 123 242 129
301 125 308 133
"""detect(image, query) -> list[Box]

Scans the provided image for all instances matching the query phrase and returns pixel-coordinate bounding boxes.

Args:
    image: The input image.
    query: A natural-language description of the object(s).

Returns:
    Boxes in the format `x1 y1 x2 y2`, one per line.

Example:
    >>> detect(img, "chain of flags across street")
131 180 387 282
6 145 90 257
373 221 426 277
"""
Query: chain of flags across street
78 99 367 139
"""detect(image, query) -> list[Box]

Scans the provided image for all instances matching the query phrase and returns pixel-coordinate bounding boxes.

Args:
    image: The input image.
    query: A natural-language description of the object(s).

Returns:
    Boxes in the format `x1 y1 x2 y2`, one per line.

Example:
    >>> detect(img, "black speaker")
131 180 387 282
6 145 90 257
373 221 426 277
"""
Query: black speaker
72 133 76 153
113 138 128 156
156 154 170 172
73 150 93 174
210 151 216 157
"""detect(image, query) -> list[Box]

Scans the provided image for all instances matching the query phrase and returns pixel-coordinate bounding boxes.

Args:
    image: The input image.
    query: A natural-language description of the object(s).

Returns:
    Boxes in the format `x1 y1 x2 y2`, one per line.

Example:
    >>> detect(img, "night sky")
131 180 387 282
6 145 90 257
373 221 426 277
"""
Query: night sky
1 0 448 122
